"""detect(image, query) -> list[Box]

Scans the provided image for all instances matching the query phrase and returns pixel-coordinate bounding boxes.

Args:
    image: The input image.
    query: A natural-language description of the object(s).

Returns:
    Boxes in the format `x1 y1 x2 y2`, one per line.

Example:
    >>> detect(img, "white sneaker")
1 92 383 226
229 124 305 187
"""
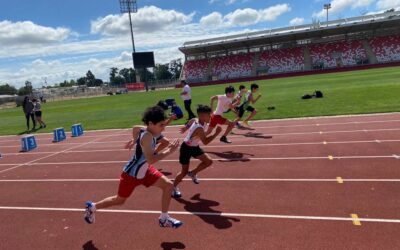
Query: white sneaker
188 171 199 184
159 216 183 229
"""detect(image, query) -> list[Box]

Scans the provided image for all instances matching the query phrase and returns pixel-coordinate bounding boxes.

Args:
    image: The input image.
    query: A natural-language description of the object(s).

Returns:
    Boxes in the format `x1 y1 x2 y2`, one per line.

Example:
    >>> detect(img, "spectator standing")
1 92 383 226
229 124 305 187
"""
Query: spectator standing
180 80 196 120
22 96 36 132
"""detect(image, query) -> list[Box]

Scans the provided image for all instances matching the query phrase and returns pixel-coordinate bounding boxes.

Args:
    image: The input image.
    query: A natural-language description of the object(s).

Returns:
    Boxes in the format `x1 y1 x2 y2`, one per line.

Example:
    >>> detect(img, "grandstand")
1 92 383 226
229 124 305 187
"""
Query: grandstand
179 11 400 84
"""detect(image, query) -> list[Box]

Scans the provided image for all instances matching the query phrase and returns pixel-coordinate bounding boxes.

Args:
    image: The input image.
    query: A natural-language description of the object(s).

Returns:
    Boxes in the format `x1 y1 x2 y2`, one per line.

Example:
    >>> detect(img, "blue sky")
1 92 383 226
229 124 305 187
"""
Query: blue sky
0 0 398 87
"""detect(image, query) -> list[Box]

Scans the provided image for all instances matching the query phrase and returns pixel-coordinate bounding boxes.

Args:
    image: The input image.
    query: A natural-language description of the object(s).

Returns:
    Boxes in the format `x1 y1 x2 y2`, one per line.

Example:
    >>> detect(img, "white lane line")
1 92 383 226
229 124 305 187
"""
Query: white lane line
3 139 400 156
1 178 400 183
0 130 127 174
3 127 400 149
0 206 399 224
1 112 399 140
0 155 398 167
244 119 400 130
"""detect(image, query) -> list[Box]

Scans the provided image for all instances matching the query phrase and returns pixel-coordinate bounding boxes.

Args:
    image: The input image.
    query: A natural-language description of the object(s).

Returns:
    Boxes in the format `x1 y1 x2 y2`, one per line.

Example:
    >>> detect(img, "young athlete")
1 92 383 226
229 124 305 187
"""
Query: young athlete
206 86 236 143
172 105 222 198
233 85 248 128
237 83 261 127
84 106 183 228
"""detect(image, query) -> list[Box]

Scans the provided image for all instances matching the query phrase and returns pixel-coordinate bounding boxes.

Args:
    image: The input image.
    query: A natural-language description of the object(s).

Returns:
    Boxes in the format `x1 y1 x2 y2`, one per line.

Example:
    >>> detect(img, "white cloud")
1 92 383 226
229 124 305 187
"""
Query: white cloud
376 0 400 10
289 17 305 26
313 0 374 18
91 5 194 36
201 4 291 27
0 20 72 46
0 4 291 87
200 12 224 26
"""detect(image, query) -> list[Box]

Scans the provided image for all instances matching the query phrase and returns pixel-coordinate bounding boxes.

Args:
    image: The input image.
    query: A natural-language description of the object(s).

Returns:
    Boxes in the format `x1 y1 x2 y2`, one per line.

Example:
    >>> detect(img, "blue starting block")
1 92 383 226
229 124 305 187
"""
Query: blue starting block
71 123 84 137
21 135 37 152
53 128 66 142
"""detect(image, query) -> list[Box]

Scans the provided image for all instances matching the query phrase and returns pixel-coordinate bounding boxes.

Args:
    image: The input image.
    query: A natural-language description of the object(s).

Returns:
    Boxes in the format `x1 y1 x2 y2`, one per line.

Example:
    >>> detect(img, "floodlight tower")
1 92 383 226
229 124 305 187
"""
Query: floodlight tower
119 0 137 53
324 3 331 27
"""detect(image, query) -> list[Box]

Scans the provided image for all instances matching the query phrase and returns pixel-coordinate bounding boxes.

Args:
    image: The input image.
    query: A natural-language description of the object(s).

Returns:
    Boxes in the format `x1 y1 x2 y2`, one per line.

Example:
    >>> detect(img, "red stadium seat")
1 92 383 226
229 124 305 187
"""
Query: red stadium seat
369 35 400 63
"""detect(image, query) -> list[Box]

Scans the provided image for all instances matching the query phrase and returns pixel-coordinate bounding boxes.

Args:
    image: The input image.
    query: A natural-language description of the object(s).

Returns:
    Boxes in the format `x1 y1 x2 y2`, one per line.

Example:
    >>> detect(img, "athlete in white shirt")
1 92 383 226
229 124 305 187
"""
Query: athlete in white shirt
206 86 237 143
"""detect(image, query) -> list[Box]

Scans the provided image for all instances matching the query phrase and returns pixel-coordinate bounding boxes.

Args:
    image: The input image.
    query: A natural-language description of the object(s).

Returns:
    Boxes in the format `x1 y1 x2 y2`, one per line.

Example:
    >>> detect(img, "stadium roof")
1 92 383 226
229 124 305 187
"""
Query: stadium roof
179 11 400 55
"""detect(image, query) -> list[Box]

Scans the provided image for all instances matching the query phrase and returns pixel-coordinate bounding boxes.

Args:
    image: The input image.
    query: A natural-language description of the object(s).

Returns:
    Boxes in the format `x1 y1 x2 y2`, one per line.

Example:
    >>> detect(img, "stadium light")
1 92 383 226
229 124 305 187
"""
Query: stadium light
119 0 137 53
324 3 332 27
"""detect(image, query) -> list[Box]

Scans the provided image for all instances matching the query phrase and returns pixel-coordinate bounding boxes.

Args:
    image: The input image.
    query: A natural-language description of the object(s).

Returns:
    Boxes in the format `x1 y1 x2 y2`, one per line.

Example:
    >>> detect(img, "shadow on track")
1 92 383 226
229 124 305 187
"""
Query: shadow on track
206 150 254 162
176 193 240 229
161 242 186 250
82 240 99 250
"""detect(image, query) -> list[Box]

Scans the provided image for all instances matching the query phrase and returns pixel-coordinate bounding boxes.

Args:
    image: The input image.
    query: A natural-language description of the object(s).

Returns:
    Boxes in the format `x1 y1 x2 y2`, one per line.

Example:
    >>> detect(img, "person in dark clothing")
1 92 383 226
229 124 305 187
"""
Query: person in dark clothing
180 80 196 120
22 96 36 131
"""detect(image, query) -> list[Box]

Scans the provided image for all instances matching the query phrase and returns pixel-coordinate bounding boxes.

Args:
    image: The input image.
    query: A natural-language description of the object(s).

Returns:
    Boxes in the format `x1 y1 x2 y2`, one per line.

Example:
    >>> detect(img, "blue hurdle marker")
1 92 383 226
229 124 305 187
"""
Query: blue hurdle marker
53 127 66 142
71 123 84 137
21 135 37 152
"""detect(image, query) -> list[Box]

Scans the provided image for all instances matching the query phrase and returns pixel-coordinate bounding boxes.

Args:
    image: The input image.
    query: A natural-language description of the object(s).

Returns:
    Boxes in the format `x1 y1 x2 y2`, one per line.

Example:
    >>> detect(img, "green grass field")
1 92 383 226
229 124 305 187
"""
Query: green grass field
1 66 400 136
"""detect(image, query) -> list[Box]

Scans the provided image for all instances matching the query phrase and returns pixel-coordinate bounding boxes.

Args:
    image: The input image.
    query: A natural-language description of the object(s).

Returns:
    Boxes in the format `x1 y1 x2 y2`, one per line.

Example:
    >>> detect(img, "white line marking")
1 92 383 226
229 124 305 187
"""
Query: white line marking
1 112 399 140
2 119 400 144
0 155 398 167
1 178 400 183
0 130 127 174
2 127 400 148
2 139 400 156
0 206 399 224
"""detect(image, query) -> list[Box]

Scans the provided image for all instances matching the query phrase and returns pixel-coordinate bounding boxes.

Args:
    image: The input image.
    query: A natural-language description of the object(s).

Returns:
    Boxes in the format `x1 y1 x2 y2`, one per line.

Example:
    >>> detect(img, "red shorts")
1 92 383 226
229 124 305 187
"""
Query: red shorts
209 114 227 128
117 165 163 198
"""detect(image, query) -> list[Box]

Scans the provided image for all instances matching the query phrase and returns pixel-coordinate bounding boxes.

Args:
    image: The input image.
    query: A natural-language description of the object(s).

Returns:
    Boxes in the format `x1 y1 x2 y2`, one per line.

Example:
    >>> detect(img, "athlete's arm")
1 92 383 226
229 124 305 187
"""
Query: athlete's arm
125 126 145 150
210 95 218 111
180 118 196 134
194 126 222 145
141 133 179 165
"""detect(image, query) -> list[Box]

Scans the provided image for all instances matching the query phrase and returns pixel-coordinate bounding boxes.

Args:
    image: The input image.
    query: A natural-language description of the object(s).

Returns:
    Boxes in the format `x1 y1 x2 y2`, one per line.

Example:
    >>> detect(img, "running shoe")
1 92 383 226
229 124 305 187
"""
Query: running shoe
159 216 183 229
220 136 232 144
188 171 200 184
171 187 182 198
84 201 95 224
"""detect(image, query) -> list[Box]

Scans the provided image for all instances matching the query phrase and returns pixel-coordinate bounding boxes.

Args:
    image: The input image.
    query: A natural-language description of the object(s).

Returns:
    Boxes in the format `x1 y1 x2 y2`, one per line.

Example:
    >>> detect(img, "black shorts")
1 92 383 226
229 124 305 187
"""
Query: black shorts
34 111 42 117
236 105 255 118
179 142 204 165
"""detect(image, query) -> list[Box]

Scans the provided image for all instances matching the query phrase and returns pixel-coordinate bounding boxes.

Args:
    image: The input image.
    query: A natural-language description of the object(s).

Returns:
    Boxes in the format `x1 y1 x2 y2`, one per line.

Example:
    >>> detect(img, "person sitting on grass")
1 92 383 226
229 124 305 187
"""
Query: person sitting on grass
205 86 237 143
172 105 222 198
84 106 183 229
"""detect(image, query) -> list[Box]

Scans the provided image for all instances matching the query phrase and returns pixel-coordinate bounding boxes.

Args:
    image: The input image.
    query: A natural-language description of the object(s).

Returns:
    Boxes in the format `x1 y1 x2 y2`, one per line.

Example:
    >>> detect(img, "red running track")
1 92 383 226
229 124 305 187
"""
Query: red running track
0 112 400 250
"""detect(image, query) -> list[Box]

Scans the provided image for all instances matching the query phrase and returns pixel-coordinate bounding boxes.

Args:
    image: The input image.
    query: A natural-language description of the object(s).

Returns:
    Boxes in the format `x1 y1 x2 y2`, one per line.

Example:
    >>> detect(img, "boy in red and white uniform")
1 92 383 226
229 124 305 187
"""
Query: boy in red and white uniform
206 86 237 143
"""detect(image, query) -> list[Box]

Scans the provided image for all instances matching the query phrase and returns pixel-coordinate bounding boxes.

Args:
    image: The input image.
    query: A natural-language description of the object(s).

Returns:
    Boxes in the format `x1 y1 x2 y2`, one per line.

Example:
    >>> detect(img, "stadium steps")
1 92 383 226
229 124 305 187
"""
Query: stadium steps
205 58 214 81
303 47 312 70
251 52 260 76
362 40 378 64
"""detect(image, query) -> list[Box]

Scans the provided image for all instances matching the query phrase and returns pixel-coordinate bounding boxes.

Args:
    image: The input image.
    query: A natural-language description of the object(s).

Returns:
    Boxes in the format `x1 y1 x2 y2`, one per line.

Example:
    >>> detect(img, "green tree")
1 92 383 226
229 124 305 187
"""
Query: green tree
86 70 96 87
0 84 17 95
154 64 173 80
77 77 86 86
169 59 183 79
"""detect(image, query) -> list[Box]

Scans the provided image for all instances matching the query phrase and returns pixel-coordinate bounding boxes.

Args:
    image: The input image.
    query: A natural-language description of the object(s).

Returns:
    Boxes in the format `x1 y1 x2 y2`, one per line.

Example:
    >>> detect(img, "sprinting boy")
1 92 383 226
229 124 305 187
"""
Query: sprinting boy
237 83 261 127
84 106 183 229
172 105 222 198
233 85 248 128
206 86 236 143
